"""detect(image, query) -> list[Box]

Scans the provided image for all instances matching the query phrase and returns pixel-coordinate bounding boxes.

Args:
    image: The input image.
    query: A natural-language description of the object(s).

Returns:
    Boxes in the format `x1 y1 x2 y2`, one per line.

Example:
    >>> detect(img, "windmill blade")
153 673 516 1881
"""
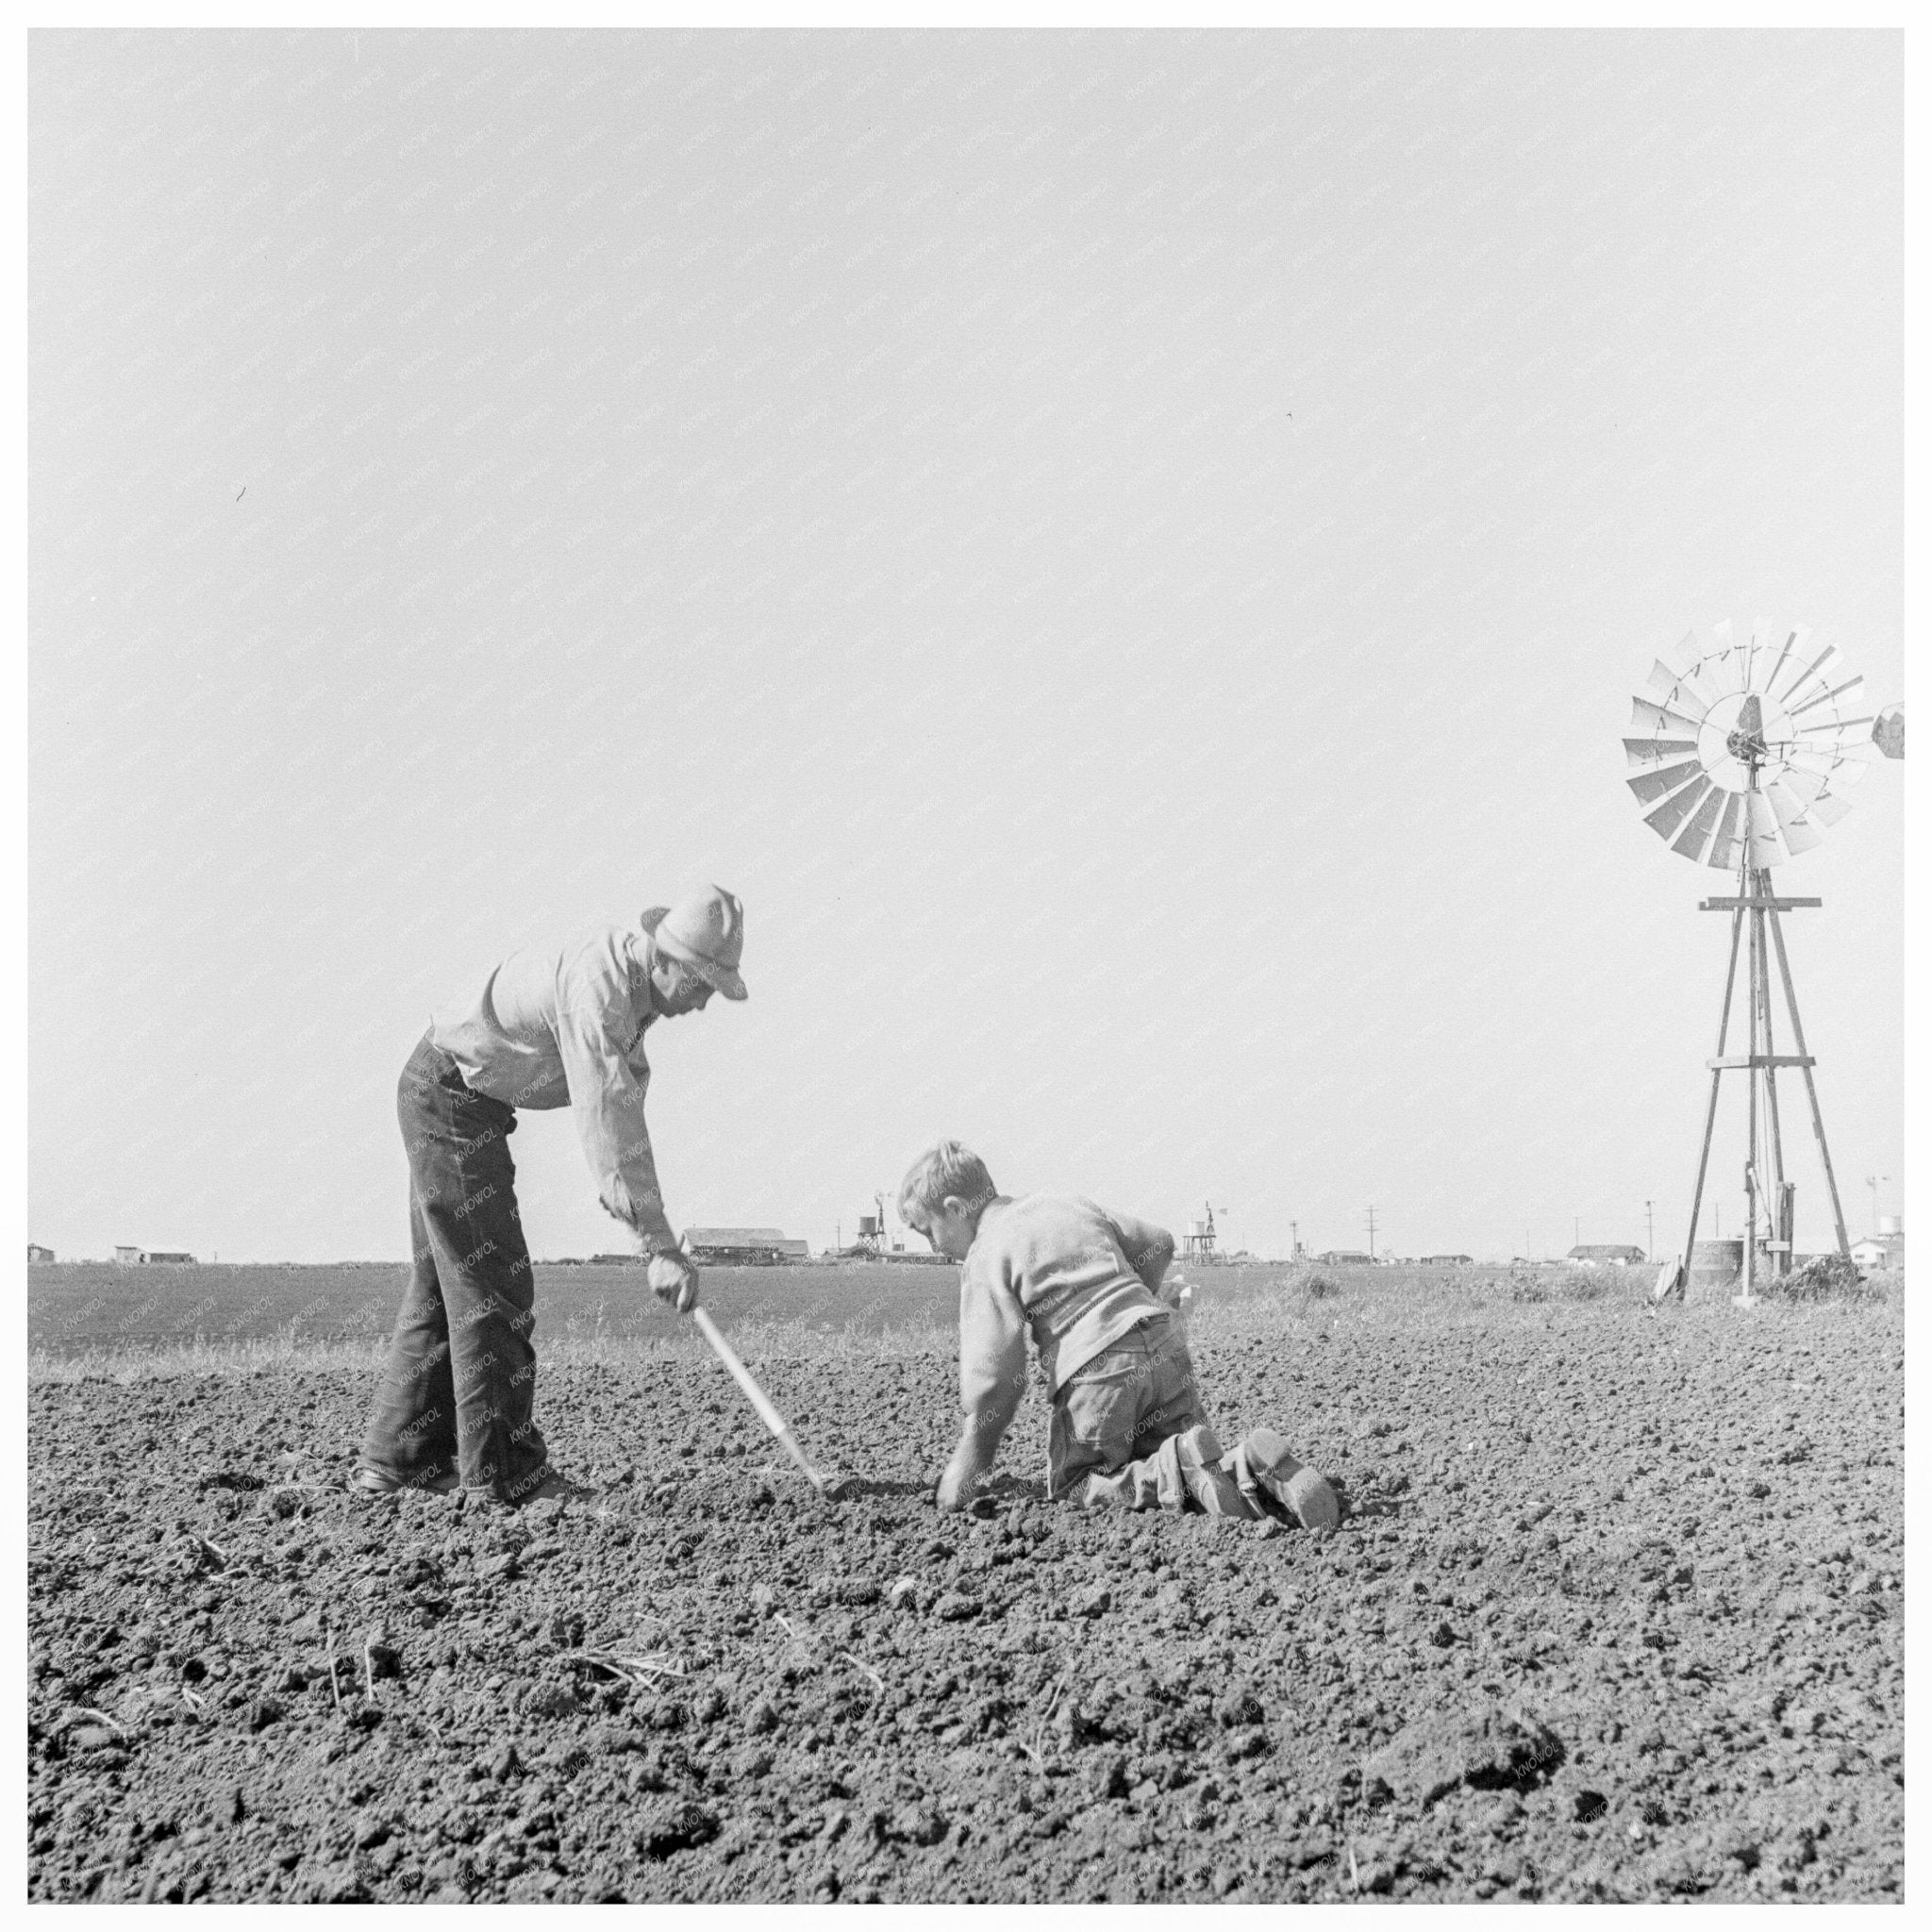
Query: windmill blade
1704 619 1751 695
1784 762 1864 818
1774 640 1840 704
1645 660 1711 719
1759 625 1807 701
1624 735 1699 768
1741 790 1786 868
1627 758 1705 805
1788 674 1865 720
1644 774 1713 843
1631 694 1704 738
1671 784 1726 861
1812 756 1870 790
1765 781 1824 854
1787 745 1873 780
1779 724 1871 756
1706 791 1746 869
1791 716 1874 745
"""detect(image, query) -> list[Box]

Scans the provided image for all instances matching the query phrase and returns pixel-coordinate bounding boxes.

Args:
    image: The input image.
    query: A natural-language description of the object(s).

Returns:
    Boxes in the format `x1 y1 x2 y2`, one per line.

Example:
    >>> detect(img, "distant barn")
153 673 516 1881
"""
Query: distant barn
27 1242 54 1262
1316 1249 1374 1265
1422 1254 1473 1266
1566 1244 1646 1267
114 1247 197 1264
680 1227 810 1265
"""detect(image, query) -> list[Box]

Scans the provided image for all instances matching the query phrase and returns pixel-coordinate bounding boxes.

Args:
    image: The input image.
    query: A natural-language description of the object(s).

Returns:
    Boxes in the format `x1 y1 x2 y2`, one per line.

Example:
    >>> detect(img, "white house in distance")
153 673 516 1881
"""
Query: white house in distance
1566 1244 1647 1267
1851 1217 1905 1274
114 1245 197 1264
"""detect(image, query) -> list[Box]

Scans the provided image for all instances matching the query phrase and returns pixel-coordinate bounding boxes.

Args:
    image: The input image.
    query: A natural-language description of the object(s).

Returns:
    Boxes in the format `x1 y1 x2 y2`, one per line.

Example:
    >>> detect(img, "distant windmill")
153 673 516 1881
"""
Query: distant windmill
1184 1203 1230 1264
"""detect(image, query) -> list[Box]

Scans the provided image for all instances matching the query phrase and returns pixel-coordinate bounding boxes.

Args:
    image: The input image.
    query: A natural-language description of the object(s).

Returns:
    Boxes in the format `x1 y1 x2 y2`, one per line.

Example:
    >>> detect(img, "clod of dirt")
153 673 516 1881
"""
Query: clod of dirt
635 1799 720 1859
1363 1705 1565 1810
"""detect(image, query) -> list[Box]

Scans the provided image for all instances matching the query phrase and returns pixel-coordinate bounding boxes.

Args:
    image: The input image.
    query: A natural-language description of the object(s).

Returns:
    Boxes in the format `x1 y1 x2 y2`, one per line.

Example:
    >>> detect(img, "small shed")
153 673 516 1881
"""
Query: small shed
27 1243 54 1262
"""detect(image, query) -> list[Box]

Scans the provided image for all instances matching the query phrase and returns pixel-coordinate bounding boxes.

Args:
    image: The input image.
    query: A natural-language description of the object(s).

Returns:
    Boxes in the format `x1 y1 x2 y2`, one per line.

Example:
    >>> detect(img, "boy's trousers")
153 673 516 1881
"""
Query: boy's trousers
358 1033 551 1503
1046 1314 1247 1514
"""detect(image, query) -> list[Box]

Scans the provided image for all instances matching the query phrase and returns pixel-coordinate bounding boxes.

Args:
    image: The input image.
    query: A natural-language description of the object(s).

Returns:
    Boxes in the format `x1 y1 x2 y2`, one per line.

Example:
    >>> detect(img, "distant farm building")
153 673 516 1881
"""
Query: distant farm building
1566 1244 1646 1267
114 1246 197 1264
1851 1219 1904 1272
27 1243 54 1262
1422 1254 1473 1266
1316 1250 1374 1265
680 1227 810 1265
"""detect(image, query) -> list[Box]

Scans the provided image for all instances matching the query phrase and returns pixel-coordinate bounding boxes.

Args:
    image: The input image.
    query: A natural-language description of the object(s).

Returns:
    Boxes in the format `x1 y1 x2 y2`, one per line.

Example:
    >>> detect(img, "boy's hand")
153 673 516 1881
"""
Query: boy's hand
647 1250 699 1312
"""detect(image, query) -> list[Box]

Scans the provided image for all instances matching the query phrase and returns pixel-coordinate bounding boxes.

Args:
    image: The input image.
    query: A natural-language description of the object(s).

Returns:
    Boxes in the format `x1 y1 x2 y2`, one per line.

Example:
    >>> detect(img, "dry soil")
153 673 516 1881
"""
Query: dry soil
26 1291 1903 1903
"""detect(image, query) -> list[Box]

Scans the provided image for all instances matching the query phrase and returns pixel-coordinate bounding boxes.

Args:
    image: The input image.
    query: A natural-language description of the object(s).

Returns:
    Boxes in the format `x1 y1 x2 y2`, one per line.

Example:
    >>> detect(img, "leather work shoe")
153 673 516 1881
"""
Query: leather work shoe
1228 1429 1341 1530
351 1466 458 1497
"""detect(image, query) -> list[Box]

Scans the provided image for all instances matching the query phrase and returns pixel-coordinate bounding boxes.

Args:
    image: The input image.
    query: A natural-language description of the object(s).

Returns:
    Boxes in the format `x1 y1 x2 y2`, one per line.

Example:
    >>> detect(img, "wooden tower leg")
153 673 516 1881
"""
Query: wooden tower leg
1756 870 1790 1278
1739 886 1762 1305
1765 903 1853 1261
1671 872 1749 1299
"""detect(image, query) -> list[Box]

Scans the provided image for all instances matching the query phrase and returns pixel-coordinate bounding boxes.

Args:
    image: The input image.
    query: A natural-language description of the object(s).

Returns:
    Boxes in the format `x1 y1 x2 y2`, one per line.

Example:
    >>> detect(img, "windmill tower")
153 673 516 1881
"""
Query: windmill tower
1184 1203 1229 1264
1624 621 1872 1304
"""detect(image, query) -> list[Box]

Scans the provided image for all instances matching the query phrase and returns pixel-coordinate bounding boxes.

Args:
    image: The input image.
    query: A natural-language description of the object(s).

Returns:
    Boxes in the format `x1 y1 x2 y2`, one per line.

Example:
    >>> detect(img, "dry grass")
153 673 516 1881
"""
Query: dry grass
27 1261 1899 1386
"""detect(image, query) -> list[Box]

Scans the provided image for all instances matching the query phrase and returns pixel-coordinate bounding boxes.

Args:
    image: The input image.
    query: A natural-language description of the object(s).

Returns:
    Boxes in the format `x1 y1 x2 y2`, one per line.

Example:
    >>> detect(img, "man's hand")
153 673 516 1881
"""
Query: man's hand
647 1250 699 1313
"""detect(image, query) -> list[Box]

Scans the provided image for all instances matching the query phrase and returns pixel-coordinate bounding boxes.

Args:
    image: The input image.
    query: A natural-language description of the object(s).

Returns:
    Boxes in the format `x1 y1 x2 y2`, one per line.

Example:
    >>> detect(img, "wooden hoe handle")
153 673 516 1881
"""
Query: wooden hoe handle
690 1306 828 1495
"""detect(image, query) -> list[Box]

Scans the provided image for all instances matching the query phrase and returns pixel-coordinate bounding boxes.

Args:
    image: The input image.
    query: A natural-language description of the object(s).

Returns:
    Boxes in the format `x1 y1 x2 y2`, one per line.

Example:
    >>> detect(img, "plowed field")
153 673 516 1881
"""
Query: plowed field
26 1279 1903 1903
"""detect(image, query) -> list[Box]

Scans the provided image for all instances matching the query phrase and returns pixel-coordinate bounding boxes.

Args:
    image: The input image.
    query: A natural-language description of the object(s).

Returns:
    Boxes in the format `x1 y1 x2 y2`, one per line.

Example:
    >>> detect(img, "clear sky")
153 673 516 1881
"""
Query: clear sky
29 28 1904 1265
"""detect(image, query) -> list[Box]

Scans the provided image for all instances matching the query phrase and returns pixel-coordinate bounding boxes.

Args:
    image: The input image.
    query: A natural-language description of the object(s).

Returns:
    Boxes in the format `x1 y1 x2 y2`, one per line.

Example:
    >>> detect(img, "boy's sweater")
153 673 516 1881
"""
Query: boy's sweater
958 1193 1171 1437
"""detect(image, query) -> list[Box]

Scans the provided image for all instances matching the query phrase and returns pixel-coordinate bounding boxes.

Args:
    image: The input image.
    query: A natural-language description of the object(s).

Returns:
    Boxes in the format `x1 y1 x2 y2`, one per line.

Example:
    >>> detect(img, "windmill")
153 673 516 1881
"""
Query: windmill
1184 1203 1230 1264
1625 621 1873 1305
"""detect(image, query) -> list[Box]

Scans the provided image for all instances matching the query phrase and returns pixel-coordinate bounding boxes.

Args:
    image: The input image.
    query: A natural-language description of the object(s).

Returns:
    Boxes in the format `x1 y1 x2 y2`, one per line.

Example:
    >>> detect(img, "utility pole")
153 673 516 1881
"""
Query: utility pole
1574 1215 1581 1249
1645 1200 1654 1263
1365 1206 1377 1259
1866 1175 1889 1234
1290 1220 1299 1260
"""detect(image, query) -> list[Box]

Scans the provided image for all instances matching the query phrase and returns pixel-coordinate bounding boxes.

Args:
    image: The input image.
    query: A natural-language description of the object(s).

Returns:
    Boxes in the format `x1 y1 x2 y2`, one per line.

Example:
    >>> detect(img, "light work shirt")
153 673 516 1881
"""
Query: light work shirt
428 919 678 1253
958 1193 1174 1447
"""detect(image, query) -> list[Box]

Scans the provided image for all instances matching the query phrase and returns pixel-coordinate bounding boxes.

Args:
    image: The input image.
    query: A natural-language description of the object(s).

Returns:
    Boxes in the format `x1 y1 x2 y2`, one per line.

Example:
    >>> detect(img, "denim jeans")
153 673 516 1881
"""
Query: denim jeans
1046 1315 1244 1512
358 1033 550 1502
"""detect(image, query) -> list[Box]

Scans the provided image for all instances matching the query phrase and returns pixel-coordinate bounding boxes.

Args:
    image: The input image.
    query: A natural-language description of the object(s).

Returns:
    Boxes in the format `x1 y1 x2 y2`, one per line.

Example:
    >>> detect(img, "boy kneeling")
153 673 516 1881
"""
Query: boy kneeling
898 1141 1339 1526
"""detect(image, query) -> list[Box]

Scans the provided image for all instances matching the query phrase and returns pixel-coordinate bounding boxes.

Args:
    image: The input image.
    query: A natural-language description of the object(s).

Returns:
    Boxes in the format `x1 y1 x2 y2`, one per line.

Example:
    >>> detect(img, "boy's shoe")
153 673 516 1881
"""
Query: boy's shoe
1229 1429 1341 1530
351 1465 458 1496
